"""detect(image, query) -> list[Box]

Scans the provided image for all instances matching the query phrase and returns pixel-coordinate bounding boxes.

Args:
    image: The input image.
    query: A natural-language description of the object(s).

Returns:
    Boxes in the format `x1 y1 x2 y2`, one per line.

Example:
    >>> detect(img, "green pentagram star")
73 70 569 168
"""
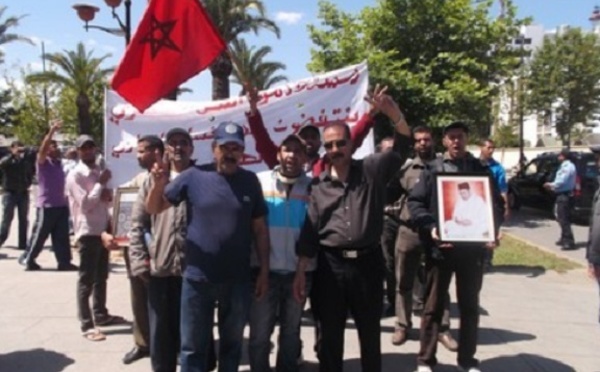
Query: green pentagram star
140 16 181 60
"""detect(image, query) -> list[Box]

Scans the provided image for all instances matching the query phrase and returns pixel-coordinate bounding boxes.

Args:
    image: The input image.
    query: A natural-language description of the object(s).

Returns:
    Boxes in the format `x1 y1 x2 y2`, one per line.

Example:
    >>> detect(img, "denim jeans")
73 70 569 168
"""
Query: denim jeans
0 190 29 250
180 277 252 372
249 271 313 372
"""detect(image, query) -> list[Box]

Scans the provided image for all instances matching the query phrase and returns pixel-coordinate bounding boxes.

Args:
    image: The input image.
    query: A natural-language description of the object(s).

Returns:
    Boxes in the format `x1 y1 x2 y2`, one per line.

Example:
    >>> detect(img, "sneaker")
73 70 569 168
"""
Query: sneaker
57 263 79 271
25 261 41 271
18 253 27 266
416 366 433 372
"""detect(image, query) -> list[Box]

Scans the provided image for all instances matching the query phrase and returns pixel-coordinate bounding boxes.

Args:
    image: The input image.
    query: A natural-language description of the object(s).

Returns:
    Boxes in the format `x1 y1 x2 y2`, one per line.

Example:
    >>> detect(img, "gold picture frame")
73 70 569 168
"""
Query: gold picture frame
112 187 139 246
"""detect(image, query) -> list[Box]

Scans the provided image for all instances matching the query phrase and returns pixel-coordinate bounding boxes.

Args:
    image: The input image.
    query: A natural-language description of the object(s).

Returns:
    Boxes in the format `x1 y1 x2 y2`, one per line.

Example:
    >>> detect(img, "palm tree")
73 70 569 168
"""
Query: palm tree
230 39 287 95
25 42 113 135
0 6 34 64
203 0 280 100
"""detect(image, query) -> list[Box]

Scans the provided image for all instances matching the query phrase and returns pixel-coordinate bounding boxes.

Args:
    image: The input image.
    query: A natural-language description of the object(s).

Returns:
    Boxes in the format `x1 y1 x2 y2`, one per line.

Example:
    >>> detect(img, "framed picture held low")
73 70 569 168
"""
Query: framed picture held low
112 187 139 247
435 173 496 244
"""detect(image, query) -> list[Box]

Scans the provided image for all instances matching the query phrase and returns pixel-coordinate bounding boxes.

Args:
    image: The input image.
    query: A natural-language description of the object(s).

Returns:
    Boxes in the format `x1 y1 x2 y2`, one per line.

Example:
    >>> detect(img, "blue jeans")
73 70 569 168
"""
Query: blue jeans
249 271 312 372
0 190 29 250
180 277 252 372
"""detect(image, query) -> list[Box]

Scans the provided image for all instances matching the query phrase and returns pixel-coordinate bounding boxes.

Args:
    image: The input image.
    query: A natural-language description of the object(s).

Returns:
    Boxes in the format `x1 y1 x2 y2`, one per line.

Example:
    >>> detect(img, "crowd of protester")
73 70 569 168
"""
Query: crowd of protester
2 86 598 372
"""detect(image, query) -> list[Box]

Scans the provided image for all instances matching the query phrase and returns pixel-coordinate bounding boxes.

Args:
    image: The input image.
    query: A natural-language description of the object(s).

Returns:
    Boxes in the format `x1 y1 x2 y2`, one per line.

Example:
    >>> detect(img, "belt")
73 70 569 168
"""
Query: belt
322 246 375 259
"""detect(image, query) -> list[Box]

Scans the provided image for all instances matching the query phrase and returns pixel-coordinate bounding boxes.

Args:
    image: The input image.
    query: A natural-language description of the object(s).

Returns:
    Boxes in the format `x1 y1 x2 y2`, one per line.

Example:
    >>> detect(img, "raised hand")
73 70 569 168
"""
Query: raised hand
151 148 170 186
49 119 62 132
246 84 260 115
98 169 112 185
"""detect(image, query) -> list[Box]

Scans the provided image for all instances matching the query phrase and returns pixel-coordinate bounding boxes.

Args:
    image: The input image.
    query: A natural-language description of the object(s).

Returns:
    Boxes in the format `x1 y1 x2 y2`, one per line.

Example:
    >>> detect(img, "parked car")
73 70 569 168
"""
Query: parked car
507 151 598 223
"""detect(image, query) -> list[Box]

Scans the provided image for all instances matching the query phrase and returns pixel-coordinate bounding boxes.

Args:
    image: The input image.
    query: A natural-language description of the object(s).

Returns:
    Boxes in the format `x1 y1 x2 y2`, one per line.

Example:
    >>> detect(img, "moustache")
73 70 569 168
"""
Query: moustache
224 156 237 164
329 152 344 160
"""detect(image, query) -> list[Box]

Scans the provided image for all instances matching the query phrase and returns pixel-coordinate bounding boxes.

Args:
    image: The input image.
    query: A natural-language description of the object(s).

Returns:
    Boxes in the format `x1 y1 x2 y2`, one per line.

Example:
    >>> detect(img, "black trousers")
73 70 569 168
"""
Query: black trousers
555 193 575 246
77 236 109 332
380 216 399 306
418 247 485 369
315 248 383 372
24 206 71 266
148 276 182 372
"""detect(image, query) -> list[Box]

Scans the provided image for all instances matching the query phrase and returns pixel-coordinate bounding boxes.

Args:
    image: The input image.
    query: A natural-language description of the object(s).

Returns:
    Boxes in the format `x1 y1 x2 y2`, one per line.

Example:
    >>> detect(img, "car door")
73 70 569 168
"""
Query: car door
537 157 559 209
511 158 542 207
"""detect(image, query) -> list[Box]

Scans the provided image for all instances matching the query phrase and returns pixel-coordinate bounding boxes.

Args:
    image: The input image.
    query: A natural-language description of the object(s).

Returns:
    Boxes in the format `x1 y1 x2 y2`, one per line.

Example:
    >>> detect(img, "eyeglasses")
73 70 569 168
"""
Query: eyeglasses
323 139 348 150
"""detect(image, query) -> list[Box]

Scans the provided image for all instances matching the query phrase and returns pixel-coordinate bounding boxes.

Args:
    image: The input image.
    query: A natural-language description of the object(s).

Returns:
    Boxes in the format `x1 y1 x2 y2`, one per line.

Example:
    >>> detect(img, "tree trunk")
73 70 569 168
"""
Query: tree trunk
76 92 92 135
209 52 233 100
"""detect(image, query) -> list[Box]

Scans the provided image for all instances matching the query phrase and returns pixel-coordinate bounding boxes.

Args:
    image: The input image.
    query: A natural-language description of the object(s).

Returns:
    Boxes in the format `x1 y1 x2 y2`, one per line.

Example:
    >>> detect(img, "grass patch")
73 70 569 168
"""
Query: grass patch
494 235 582 273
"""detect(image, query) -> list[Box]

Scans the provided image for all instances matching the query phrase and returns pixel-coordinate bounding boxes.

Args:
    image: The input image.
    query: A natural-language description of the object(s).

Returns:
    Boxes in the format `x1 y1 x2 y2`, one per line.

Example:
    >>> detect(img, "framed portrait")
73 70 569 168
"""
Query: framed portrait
112 187 139 246
435 173 496 244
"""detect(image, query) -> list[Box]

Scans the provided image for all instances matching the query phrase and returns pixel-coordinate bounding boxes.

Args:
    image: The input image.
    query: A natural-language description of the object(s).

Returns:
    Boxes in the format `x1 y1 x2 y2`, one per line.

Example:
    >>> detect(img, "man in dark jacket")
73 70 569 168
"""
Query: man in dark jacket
586 145 600 324
407 121 504 372
0 140 35 251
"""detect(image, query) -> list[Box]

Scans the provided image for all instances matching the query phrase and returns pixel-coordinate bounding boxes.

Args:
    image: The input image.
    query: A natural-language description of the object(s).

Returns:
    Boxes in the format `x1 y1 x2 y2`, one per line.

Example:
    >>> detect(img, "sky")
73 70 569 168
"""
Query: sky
1 0 599 103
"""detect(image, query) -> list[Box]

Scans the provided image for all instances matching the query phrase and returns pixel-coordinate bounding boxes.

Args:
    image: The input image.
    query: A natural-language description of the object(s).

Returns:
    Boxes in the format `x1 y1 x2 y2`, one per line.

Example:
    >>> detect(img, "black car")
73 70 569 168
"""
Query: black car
508 151 598 222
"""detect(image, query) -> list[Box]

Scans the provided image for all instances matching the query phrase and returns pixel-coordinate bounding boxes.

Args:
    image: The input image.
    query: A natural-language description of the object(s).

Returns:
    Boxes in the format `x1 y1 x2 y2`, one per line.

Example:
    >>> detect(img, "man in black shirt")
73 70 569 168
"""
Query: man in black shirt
408 121 504 372
0 140 35 251
293 93 411 372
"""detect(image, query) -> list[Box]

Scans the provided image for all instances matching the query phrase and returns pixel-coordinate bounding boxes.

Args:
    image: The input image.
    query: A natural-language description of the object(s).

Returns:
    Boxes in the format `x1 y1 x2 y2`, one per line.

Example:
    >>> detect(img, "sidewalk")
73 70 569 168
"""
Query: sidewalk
0 205 599 371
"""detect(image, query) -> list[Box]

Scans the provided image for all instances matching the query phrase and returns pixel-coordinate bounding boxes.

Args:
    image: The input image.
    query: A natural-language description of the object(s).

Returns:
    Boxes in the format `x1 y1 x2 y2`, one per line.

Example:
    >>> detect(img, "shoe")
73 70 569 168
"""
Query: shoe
95 314 129 326
415 366 433 372
18 254 27 266
391 328 408 346
122 346 149 364
561 244 576 251
57 263 79 271
458 366 481 372
555 239 564 246
438 331 458 352
25 261 41 271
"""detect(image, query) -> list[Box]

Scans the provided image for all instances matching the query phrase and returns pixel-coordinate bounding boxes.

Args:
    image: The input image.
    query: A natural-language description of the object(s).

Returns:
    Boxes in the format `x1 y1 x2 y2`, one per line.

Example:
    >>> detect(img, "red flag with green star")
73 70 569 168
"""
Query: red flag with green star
111 0 226 112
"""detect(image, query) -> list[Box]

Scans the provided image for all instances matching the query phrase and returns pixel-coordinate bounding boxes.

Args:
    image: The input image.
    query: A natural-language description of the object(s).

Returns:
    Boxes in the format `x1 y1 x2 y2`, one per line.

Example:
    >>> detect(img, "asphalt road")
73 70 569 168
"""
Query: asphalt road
503 206 589 265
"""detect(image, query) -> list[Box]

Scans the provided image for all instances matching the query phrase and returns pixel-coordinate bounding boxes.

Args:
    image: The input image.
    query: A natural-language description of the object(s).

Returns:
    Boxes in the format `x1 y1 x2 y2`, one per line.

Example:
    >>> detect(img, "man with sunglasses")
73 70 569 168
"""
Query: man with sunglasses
246 85 396 177
146 122 270 372
293 93 411 372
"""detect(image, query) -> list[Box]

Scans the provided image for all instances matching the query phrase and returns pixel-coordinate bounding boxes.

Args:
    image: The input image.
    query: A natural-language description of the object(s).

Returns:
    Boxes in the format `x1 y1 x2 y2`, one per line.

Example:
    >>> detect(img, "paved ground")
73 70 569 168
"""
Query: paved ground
0 201 599 371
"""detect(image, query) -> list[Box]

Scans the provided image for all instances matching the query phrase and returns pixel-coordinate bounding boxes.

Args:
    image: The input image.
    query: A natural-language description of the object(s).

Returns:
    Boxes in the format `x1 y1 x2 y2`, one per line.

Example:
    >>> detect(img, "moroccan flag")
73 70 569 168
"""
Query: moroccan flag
111 0 226 112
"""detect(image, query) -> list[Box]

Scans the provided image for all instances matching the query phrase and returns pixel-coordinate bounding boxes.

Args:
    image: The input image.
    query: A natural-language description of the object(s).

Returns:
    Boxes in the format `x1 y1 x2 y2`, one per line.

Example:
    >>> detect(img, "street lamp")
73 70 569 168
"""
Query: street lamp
73 0 132 45
514 33 532 169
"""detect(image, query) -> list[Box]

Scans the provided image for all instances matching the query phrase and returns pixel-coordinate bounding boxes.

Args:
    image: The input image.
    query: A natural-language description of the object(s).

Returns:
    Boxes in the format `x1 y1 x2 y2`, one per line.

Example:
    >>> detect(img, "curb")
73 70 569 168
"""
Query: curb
503 231 587 267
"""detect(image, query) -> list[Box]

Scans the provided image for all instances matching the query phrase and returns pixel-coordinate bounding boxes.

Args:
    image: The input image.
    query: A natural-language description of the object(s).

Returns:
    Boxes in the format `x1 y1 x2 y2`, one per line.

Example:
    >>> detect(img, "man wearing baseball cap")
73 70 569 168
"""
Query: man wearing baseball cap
66 134 126 341
248 133 314 371
408 121 505 372
146 121 270 372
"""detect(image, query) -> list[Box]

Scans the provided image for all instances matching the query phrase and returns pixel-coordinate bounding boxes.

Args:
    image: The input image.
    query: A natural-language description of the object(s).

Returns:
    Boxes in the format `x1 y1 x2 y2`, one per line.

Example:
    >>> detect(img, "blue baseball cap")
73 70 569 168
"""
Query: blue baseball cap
214 121 245 147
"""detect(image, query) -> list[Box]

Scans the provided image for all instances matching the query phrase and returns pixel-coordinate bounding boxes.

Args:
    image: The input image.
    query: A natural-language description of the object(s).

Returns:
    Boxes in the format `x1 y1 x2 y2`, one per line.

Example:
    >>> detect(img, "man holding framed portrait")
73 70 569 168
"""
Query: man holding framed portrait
408 121 504 372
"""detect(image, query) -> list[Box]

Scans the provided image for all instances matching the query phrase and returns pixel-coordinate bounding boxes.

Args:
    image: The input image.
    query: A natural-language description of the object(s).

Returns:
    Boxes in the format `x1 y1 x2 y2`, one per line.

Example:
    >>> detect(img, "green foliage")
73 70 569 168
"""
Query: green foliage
307 0 526 138
492 123 519 147
25 42 113 135
0 6 34 64
203 0 281 99
0 89 17 137
527 28 600 145
230 38 287 95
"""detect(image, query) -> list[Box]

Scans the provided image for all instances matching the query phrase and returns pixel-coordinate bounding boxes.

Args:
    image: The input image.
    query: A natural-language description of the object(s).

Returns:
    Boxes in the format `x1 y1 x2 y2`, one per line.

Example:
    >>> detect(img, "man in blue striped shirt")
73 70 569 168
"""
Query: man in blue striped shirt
544 149 577 250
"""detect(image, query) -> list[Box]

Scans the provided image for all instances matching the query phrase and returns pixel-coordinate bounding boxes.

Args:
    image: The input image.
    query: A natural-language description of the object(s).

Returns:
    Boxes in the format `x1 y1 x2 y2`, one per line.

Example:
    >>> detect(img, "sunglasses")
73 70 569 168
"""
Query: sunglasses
323 139 348 150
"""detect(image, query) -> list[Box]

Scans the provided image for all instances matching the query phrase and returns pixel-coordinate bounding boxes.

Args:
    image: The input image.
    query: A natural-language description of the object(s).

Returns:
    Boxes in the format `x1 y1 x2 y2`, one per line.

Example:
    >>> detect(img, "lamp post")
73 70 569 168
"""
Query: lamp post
73 0 132 45
514 33 531 169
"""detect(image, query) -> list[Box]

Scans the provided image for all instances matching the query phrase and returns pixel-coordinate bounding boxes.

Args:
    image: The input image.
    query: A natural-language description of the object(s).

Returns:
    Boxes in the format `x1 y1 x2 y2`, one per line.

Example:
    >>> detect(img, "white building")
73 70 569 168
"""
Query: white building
497 7 600 147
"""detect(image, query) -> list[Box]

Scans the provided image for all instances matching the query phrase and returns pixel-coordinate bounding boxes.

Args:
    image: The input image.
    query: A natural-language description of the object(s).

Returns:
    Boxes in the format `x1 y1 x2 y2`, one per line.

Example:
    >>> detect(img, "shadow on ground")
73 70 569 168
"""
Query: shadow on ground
477 327 536 345
0 348 75 372
488 264 546 277
481 353 576 371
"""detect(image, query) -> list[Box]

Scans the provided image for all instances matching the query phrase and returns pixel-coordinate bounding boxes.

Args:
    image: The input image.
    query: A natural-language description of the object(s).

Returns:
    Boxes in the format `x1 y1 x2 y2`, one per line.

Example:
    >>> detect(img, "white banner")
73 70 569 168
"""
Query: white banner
105 61 372 187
